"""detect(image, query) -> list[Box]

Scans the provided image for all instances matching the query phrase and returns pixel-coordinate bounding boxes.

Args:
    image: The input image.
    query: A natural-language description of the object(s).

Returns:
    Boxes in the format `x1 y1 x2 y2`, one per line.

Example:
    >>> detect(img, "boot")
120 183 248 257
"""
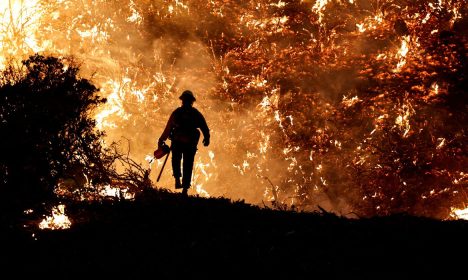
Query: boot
181 187 188 197
175 177 182 189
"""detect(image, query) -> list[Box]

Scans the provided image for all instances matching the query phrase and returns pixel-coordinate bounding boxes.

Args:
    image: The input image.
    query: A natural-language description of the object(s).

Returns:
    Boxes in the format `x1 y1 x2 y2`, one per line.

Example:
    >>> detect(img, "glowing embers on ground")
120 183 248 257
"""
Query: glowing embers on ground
450 207 468 221
99 185 135 200
39 204 72 230
41 184 136 230
55 176 136 201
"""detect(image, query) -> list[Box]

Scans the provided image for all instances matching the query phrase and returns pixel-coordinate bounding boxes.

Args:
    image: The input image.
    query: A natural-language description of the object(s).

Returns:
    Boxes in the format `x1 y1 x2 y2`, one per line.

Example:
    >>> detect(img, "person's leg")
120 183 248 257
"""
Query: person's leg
171 146 182 189
181 146 197 189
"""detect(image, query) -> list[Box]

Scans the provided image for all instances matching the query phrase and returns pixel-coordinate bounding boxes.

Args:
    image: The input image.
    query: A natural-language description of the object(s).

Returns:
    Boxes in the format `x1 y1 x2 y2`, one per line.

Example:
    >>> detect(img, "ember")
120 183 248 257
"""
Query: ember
1 0 466 219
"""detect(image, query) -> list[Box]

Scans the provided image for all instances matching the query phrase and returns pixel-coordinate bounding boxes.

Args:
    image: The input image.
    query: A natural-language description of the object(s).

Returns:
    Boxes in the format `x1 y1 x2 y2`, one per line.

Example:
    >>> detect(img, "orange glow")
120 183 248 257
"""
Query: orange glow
0 0 465 219
450 207 468 221
39 205 72 230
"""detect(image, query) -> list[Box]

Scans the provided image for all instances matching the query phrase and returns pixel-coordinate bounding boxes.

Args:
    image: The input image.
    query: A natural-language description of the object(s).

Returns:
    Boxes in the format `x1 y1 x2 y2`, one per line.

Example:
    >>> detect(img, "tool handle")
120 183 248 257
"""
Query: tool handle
157 151 170 182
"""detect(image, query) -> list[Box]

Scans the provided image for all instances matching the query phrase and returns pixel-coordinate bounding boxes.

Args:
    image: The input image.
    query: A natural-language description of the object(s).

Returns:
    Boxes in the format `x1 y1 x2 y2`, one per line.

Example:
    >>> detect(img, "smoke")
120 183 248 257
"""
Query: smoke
1 0 466 218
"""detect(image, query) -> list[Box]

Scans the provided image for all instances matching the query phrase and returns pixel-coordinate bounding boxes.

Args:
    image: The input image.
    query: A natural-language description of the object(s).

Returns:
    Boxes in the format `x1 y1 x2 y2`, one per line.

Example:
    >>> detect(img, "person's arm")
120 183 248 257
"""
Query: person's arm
198 111 210 146
158 112 175 146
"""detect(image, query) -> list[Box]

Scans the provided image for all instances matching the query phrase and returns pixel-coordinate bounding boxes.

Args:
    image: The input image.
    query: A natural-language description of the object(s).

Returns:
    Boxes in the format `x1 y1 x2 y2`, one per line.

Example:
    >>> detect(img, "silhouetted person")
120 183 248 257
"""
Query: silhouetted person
158 90 210 196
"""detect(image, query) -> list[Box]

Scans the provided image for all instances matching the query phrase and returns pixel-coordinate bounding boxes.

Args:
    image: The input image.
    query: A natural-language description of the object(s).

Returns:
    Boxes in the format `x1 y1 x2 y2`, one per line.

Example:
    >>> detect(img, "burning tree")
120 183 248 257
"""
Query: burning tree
203 0 468 218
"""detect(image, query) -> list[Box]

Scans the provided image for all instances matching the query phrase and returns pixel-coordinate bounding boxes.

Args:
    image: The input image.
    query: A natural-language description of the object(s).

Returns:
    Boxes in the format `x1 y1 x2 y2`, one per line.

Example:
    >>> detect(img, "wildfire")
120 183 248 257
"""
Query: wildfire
39 204 72 230
193 158 213 197
395 102 414 138
0 0 44 68
99 185 135 200
394 36 410 72
1 0 466 219
450 207 468 221
312 0 329 23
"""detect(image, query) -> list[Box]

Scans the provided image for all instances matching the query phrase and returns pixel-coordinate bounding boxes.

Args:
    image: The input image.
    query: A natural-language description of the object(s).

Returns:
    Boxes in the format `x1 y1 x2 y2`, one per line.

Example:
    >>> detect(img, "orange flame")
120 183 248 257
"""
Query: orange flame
0 0 465 218
39 204 72 230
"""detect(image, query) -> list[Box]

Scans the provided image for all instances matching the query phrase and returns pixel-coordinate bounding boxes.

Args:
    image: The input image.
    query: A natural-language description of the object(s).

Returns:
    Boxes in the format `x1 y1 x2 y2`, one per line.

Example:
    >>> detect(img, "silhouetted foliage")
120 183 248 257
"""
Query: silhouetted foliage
0 54 108 203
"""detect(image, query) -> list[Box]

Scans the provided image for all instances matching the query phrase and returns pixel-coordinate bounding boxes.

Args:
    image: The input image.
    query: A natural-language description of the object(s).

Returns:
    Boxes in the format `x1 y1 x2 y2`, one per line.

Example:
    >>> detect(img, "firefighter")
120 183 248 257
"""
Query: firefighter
158 90 210 196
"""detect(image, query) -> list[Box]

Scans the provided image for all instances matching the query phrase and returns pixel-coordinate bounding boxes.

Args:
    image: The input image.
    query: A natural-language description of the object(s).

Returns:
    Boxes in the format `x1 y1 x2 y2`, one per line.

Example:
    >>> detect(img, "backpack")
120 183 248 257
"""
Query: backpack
170 107 201 145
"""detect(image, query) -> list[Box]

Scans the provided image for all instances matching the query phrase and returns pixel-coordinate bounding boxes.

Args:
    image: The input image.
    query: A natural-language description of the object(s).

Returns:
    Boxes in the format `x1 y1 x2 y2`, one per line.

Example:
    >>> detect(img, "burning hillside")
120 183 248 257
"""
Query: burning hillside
0 0 466 219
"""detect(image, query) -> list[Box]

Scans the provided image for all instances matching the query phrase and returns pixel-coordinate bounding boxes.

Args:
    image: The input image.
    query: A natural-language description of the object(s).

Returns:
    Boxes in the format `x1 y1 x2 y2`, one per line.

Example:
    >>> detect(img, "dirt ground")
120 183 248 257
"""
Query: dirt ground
1 188 468 278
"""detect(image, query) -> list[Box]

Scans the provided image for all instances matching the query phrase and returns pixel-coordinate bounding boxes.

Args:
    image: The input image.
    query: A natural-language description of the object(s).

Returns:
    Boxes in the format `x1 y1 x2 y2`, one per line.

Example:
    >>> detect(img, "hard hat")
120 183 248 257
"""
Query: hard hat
154 143 170 159
179 90 196 102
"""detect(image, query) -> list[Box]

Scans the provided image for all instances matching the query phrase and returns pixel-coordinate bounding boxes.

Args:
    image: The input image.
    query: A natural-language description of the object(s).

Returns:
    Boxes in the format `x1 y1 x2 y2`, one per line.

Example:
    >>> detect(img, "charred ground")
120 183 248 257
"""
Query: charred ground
1 187 467 278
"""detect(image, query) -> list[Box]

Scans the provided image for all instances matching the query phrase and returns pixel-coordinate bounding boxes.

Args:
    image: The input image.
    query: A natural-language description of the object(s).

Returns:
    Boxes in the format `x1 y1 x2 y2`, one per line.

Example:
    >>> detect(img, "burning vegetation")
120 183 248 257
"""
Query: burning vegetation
0 0 466 219
38 204 71 230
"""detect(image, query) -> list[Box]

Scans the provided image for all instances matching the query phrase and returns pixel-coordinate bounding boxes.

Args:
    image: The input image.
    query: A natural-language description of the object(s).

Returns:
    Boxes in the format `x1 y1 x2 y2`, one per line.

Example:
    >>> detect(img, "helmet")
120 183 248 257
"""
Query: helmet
179 90 196 102
154 143 170 159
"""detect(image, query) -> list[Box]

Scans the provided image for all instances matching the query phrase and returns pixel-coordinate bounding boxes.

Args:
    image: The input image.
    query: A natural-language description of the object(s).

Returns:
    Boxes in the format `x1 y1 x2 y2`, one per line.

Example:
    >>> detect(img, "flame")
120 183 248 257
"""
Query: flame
242 15 289 34
342 95 360 107
394 36 410 72
356 13 384 33
312 0 329 23
0 0 466 219
395 102 414 138
39 204 72 230
450 207 468 221
99 184 135 200
0 0 44 68
127 0 142 24
193 158 213 197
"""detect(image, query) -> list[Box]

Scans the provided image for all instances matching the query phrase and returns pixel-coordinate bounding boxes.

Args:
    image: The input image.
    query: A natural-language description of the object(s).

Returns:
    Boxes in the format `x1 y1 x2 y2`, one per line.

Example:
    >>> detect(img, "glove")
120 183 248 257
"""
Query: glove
158 138 165 148
202 138 210 147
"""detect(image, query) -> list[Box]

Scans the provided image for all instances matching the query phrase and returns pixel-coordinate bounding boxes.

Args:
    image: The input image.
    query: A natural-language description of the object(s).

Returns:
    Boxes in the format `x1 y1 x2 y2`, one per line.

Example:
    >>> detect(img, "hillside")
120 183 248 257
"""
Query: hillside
1 187 468 278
